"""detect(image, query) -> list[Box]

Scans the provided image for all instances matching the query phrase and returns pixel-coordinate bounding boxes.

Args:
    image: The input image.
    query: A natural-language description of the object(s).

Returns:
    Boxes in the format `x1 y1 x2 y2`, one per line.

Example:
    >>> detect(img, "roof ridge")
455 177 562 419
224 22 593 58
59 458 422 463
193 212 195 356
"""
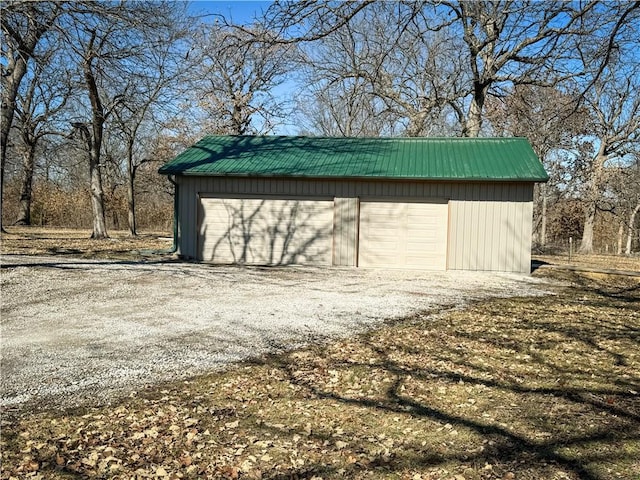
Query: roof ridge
199 134 529 141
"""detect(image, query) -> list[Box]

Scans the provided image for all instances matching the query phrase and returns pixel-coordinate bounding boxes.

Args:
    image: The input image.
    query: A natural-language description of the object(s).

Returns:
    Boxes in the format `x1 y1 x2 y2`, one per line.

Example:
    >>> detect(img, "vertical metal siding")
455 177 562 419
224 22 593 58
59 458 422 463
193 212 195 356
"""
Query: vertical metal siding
333 197 358 266
176 177 534 272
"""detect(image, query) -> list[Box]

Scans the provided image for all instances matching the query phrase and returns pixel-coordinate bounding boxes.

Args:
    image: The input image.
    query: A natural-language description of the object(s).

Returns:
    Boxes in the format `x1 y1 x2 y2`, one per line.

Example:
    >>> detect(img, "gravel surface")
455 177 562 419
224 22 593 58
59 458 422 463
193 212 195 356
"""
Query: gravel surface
1 255 550 413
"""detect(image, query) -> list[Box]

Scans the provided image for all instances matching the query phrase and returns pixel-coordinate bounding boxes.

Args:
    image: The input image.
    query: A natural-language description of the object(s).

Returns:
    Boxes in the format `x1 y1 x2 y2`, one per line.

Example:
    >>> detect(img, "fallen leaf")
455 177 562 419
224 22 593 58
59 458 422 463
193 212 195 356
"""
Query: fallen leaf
221 466 239 479
155 465 169 477
24 460 39 472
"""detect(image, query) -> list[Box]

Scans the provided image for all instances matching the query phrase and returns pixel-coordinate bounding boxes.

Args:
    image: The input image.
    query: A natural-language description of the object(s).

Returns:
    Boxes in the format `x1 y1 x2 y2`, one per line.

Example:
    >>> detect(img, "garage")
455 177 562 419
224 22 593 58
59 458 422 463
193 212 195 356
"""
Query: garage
198 196 333 265
159 135 548 273
359 199 448 269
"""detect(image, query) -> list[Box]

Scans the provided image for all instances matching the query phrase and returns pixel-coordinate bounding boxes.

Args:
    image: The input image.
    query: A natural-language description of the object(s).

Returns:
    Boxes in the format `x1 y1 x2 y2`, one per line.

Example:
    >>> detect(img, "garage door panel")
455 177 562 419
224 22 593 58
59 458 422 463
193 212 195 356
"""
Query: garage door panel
369 229 401 239
199 198 333 265
359 200 447 270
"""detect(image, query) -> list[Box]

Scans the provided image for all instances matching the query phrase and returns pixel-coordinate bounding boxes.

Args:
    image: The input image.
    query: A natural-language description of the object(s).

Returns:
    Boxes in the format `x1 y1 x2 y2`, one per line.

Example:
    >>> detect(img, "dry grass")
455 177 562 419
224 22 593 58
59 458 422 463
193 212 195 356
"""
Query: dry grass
1 229 639 479
534 253 640 273
2 227 638 273
0 226 172 260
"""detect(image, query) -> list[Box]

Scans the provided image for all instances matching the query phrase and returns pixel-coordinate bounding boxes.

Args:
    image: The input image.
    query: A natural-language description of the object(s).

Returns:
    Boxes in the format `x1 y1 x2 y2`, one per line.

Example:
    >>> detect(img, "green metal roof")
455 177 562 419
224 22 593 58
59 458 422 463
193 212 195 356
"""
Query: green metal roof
158 135 548 182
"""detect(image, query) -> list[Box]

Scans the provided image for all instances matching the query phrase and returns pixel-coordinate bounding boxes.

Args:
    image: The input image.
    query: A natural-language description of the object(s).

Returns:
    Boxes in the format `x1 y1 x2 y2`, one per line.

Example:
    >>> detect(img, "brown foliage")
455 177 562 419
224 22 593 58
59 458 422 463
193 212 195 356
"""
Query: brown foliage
2 179 172 231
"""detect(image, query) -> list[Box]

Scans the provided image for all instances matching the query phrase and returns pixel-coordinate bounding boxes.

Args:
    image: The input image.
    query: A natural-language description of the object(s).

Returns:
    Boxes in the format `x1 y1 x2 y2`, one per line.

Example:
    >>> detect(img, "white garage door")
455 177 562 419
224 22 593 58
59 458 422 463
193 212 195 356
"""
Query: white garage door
359 200 448 270
198 197 334 265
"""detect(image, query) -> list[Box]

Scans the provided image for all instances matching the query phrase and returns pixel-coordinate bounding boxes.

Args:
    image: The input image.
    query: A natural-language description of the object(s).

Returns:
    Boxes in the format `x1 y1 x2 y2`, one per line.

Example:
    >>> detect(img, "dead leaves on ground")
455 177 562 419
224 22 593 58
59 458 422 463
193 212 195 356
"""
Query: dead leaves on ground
0 227 172 259
1 271 639 480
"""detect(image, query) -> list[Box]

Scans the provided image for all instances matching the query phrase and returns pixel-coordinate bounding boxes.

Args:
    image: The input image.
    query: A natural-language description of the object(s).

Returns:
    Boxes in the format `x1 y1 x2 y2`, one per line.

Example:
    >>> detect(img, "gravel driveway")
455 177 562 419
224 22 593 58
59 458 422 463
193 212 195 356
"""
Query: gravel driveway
1 255 549 413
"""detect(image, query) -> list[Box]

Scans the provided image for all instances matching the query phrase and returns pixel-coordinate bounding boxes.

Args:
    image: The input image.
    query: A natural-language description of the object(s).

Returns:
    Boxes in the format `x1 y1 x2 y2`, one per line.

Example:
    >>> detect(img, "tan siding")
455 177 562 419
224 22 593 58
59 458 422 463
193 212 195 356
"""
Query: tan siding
333 197 358 266
443 182 534 273
513 195 525 271
477 188 488 270
497 186 509 271
449 185 458 270
480 185 492 271
520 200 534 272
470 184 480 270
176 177 534 272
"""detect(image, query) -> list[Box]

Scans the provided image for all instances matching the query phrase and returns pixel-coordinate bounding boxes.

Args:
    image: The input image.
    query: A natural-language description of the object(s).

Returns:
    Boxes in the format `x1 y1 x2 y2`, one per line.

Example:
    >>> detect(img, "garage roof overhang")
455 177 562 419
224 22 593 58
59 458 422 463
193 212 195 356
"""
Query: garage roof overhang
158 135 549 183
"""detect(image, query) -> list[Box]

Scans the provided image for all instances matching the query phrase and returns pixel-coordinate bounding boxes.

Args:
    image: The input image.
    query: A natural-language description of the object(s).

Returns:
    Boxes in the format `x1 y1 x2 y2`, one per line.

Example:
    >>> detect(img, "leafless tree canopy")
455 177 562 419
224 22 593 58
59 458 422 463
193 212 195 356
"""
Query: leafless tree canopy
188 25 294 135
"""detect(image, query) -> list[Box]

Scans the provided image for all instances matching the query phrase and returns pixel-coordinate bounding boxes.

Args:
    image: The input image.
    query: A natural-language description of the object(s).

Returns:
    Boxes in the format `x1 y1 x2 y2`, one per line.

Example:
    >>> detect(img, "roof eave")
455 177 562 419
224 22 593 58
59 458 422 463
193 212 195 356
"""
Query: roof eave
159 170 549 183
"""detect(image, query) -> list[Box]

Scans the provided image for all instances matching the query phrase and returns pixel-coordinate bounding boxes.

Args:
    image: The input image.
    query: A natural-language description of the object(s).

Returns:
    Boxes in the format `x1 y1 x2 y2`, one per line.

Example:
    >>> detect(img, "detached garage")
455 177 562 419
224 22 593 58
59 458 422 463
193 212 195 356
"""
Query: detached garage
159 136 548 273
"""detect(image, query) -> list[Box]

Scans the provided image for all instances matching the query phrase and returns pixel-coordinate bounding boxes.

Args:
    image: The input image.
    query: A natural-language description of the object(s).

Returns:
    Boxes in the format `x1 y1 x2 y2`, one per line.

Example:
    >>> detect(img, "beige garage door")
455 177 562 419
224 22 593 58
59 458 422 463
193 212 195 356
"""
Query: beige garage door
198 197 334 265
359 200 448 269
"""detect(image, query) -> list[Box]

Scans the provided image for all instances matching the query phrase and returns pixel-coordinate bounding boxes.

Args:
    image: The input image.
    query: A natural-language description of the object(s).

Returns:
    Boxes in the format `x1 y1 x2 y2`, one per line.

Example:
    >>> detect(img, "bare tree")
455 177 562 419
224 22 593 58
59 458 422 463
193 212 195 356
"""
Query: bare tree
261 1 638 137
606 155 640 255
69 26 115 239
1 1 62 230
258 1 374 44
190 25 293 135
577 61 640 254
297 4 463 137
60 1 188 238
435 1 604 136
13 51 71 225
2 2 190 233
296 8 396 137
297 83 394 137
108 16 189 235
373 28 467 137
486 85 589 247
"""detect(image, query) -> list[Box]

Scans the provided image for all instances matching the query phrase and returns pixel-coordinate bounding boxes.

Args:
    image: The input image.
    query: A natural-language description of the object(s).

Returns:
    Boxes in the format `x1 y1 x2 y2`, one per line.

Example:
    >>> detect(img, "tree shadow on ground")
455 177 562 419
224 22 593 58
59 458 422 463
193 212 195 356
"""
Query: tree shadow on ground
250 273 640 479
4 270 638 480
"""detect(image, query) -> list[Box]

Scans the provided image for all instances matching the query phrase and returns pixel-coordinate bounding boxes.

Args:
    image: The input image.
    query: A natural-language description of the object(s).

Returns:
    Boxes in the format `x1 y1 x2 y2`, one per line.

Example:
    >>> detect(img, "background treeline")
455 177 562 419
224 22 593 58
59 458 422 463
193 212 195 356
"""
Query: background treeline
1 1 639 254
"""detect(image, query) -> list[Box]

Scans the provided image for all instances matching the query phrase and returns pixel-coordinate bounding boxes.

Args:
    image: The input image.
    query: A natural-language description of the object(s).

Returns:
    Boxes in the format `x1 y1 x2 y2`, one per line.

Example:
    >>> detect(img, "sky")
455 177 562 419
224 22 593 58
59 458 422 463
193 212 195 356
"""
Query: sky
186 0 302 135
187 1 272 25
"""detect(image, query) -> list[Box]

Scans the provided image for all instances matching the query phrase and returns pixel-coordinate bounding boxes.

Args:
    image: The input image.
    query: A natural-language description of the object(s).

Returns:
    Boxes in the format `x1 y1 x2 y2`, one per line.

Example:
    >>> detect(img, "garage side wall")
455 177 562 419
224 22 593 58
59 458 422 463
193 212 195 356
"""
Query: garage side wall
176 177 534 273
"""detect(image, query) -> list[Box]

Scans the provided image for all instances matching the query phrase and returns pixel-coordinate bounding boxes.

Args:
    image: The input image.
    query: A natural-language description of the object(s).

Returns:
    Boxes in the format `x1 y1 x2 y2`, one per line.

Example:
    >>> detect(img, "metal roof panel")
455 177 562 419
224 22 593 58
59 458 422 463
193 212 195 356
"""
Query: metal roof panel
158 135 549 182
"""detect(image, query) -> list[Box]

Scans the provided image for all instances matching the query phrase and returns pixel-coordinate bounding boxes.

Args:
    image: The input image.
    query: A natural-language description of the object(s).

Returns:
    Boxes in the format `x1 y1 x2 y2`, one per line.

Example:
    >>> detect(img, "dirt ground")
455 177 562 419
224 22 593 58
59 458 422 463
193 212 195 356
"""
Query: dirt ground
0 253 549 416
534 252 640 272
1 266 638 480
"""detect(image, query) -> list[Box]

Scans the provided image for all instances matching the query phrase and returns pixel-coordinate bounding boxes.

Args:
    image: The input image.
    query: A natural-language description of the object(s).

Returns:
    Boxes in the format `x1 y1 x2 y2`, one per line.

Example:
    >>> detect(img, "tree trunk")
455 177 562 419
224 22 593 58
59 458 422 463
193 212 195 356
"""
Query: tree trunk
540 183 548 249
1 3 58 232
127 172 138 237
89 147 108 239
579 153 606 254
625 203 640 255
15 141 36 225
127 142 137 236
127 176 136 236
579 201 596 254
0 58 27 232
466 83 486 138
84 33 108 239
127 186 136 235
617 221 624 255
